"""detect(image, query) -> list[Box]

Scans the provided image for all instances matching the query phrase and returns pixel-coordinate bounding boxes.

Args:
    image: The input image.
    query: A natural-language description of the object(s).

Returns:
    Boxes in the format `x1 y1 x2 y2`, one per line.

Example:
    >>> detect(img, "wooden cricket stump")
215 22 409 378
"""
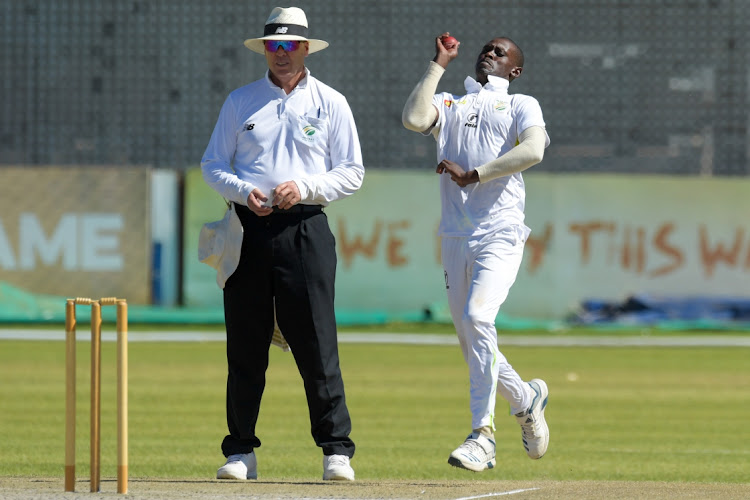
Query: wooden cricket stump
65 297 128 494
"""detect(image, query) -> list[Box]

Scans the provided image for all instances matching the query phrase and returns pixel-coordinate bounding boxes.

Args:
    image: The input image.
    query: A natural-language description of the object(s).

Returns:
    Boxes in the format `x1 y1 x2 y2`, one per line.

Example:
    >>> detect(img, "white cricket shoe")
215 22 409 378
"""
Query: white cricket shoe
448 432 496 472
216 452 257 480
323 454 355 481
515 378 549 459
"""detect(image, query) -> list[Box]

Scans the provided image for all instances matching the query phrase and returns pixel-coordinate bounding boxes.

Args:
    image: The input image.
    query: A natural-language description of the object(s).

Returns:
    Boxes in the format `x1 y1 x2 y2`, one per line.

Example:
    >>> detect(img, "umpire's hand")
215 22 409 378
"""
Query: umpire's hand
247 189 274 216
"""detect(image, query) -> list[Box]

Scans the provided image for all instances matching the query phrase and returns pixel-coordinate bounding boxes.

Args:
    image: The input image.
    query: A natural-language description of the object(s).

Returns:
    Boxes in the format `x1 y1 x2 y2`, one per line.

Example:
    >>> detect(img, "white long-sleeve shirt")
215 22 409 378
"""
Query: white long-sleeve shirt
201 68 364 206
431 75 549 237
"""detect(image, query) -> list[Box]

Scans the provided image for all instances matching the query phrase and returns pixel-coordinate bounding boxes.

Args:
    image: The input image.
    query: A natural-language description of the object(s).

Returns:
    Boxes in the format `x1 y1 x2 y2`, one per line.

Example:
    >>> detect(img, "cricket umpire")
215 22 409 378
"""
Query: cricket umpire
201 6 363 481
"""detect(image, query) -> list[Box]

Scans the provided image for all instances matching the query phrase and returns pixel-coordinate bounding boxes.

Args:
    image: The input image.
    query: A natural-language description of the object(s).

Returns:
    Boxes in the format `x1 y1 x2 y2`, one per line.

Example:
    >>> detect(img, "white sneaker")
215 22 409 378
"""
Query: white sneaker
322 454 355 481
448 432 496 472
515 378 549 459
216 452 257 480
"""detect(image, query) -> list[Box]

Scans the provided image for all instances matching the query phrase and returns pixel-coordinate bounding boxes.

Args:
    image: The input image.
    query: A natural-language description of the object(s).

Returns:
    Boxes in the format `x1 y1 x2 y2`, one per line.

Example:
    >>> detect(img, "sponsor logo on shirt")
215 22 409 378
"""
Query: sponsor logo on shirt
244 123 255 131
444 99 453 108
464 113 478 128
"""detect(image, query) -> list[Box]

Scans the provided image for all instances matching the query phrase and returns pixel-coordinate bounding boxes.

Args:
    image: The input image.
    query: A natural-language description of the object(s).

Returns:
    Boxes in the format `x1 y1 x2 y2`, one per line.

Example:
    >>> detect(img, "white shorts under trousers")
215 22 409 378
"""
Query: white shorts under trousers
442 225 532 431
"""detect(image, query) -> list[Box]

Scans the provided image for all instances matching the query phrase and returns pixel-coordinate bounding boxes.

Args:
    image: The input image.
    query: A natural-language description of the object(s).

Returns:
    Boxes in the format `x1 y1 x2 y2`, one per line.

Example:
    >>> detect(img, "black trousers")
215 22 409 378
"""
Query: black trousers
220 203 355 458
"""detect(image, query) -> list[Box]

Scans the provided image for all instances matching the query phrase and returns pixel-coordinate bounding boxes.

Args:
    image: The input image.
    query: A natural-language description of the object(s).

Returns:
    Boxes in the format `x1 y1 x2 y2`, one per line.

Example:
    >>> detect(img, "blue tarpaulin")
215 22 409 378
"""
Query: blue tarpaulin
570 294 750 325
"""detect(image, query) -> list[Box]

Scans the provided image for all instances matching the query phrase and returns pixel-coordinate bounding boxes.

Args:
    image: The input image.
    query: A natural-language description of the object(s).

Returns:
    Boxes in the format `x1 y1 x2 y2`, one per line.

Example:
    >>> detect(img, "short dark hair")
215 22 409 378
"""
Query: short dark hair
503 37 524 68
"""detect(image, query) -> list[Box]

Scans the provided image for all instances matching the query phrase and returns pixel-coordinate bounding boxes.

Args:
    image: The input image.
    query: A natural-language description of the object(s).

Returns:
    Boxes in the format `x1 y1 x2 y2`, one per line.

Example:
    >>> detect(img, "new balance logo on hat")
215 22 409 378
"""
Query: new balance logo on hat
275 27 288 34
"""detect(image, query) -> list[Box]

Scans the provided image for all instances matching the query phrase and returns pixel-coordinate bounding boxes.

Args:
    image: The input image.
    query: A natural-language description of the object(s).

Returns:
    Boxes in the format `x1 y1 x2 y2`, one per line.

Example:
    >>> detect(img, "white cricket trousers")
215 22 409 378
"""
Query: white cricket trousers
442 225 533 431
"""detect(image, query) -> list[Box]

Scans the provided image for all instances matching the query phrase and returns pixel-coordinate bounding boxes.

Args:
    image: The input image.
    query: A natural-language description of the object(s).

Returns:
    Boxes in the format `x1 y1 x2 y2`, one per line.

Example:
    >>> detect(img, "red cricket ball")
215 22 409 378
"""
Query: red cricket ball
441 36 458 49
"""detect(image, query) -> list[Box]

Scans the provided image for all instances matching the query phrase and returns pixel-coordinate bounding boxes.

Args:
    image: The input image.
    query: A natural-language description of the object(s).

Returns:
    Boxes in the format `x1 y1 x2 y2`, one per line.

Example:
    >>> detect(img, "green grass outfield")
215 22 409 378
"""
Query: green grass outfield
1 328 748 486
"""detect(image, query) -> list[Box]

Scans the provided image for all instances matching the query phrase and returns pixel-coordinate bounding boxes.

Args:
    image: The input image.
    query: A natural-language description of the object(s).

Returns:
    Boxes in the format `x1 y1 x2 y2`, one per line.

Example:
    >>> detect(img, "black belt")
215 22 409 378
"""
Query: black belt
271 204 323 214
234 202 322 216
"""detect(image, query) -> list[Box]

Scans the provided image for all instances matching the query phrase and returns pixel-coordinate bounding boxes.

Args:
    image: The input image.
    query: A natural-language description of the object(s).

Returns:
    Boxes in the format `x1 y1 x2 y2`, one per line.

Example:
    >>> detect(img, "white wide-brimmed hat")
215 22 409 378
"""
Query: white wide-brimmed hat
244 7 329 54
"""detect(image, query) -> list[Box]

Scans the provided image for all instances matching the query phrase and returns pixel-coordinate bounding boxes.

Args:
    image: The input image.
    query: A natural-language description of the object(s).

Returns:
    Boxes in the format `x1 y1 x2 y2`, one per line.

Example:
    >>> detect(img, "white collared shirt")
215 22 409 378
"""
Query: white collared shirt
431 75 549 237
201 68 364 206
